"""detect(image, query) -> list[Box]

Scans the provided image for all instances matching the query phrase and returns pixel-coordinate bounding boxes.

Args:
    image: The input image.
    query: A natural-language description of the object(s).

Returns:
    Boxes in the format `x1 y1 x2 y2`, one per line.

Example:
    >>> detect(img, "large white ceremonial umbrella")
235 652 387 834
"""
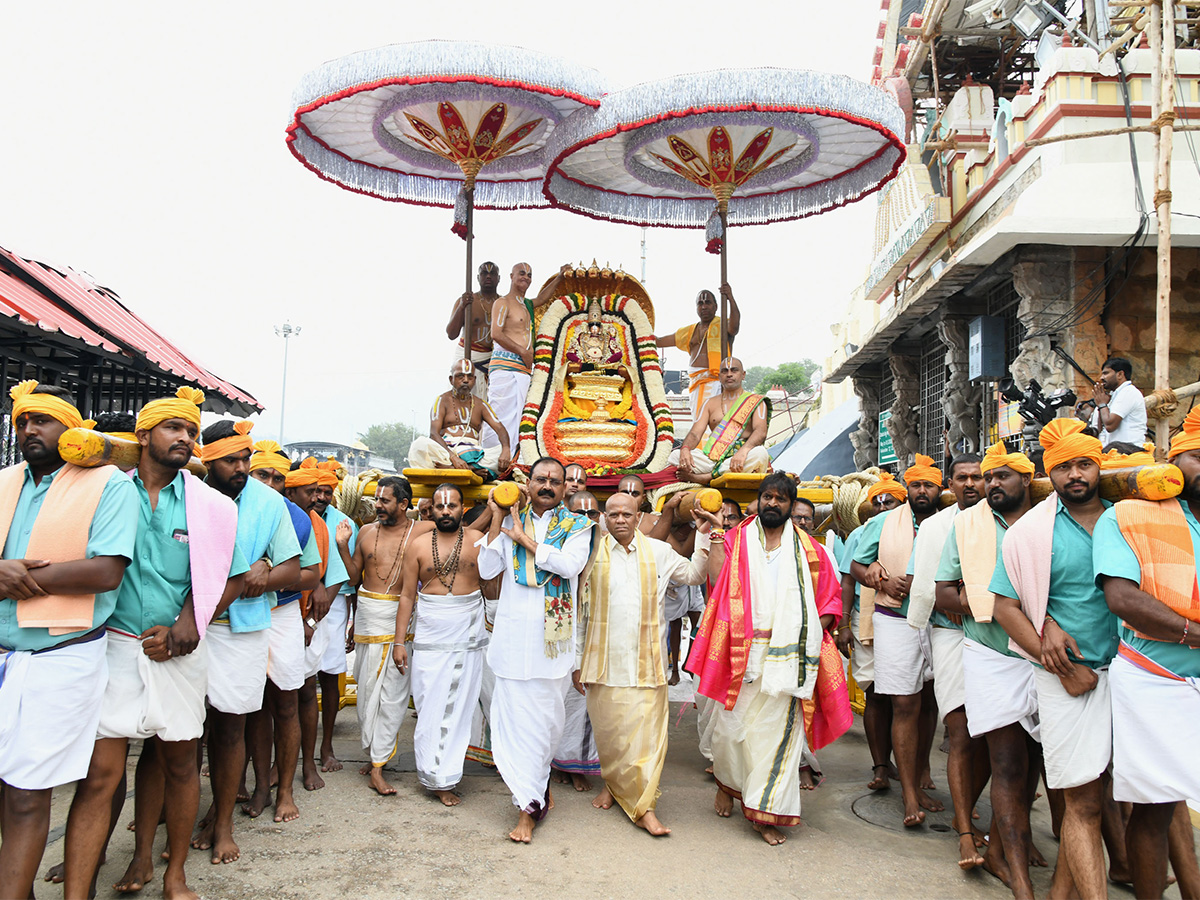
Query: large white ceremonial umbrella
286 41 607 355
542 68 906 357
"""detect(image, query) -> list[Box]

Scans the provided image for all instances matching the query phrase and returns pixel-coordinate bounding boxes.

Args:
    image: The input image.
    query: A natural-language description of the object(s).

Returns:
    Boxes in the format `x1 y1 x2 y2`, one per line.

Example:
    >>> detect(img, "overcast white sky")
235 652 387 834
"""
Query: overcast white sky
1 1 883 447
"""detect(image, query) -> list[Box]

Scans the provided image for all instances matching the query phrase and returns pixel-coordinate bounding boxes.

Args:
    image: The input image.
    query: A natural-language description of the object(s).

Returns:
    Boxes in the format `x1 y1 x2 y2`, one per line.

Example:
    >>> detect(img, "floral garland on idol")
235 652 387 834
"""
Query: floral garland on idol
519 292 673 473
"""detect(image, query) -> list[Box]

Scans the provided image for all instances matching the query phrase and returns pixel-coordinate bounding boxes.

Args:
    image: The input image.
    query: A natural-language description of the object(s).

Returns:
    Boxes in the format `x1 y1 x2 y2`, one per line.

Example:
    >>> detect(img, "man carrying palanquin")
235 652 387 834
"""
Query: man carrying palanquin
192 419 301 865
0 383 137 900
686 473 833 846
482 262 567 450
409 359 511 479
667 357 770 485
1092 407 1200 900
64 387 246 900
575 492 716 836
393 484 489 807
477 458 594 843
655 284 741 419
991 419 1118 900
447 260 501 400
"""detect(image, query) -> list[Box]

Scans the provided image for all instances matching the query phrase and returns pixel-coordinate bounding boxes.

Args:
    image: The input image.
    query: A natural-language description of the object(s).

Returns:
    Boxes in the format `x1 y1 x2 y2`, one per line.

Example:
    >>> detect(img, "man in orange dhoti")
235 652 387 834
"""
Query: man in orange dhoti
655 285 740 419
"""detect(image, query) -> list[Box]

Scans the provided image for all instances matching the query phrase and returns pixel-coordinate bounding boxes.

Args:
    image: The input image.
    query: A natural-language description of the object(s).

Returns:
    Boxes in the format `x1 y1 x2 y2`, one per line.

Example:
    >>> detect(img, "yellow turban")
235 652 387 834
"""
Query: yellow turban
284 457 321 488
136 386 204 433
980 441 1034 475
199 420 255 463
249 440 291 473
10 380 84 429
867 472 908 502
1169 408 1200 459
1040 418 1102 473
904 453 944 488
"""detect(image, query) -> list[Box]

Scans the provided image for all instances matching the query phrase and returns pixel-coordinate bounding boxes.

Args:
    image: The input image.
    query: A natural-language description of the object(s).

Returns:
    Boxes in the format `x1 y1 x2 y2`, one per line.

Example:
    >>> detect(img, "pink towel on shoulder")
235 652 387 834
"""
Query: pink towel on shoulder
998 494 1059 663
181 471 238 640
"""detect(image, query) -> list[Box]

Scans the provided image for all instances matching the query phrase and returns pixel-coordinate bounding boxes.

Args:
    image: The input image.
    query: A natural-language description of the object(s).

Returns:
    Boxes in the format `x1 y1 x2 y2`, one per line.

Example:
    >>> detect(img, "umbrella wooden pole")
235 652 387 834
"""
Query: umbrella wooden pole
1153 1 1176 457
719 207 729 362
462 186 475 362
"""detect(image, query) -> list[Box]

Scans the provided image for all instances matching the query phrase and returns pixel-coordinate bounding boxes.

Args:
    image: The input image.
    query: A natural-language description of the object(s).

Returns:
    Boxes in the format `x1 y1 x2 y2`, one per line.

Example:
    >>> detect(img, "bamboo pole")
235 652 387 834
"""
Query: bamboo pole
1154 1 1176 457
1022 122 1200 148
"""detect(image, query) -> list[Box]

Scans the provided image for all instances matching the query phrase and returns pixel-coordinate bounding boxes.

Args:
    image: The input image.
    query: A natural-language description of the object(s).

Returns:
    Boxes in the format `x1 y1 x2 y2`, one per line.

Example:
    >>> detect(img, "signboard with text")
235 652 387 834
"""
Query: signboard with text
878 409 898 466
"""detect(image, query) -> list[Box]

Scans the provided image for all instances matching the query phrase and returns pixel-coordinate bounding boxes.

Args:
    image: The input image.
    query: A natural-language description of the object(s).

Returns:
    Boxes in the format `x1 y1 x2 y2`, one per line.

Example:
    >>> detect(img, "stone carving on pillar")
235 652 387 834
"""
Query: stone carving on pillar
1010 249 1073 392
850 375 880 471
938 316 982 453
888 352 921 465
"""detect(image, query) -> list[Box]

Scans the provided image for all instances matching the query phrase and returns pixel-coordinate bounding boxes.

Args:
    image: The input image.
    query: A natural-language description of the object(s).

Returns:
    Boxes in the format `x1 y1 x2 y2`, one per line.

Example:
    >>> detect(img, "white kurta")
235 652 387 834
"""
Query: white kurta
476 510 593 814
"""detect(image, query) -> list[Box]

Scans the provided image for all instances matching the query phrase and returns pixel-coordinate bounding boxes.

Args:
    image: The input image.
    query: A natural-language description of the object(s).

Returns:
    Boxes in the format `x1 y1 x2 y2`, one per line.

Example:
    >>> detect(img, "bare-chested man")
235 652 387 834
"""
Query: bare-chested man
336 476 432 795
447 261 501 400
395 485 489 806
655 284 741 418
408 360 511 478
482 262 567 450
667 357 770 485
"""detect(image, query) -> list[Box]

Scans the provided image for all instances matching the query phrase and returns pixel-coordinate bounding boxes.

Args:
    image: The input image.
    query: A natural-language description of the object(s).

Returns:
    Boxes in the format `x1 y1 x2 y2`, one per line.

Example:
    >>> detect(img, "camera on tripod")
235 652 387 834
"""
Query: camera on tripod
998 377 1077 427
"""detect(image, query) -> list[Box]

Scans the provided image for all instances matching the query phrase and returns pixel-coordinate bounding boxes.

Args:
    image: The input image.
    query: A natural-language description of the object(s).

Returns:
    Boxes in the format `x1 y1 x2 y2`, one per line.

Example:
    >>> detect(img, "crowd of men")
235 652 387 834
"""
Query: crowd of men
1 262 1199 900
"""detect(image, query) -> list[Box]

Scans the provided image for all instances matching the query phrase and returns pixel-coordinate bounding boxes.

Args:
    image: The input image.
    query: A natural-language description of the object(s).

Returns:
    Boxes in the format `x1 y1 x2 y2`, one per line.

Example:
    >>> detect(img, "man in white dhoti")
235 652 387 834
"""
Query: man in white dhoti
0 383 137 900
63 388 247 900
992 420 1118 900
477 458 594 843
408 359 511 479
654 286 741 420
696 500 745 769
667 358 770 485
337 476 432 796
393 484 488 806
1094 409 1200 900
446 260 501 401
577 492 715 836
686 474 825 846
194 419 301 865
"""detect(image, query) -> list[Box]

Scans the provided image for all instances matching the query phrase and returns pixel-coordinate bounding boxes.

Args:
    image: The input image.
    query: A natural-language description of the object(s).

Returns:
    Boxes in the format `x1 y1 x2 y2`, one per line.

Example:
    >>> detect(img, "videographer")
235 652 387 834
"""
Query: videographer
1089 357 1146 449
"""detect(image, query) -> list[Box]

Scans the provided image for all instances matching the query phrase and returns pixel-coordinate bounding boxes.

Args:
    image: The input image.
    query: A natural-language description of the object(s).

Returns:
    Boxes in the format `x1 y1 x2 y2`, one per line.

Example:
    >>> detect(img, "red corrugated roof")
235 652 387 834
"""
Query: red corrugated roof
0 244 262 413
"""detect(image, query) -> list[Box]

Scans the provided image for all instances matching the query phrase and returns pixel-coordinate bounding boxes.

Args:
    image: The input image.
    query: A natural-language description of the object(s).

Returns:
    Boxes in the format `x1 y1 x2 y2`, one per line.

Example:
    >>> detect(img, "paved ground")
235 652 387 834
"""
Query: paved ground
37 673 1196 900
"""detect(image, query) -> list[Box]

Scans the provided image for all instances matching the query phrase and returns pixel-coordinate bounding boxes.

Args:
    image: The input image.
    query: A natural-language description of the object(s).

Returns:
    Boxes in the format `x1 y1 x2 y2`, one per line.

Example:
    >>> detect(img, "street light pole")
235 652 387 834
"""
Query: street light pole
274 321 301 447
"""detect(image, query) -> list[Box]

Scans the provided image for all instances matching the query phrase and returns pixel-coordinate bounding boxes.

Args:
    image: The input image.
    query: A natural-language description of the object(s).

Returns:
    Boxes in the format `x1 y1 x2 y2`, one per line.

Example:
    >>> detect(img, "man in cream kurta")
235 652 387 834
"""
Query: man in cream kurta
476 458 593 843
575 492 715 836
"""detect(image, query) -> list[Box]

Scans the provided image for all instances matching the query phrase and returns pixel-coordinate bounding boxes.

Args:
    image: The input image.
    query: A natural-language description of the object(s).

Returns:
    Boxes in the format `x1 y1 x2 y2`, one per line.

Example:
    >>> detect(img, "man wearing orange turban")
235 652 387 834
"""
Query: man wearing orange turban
850 454 944 828
867 472 908 508
68 387 248 900
1092 407 1200 898
195 419 303 864
0 383 138 900
991 418 1116 900
934 442 1042 892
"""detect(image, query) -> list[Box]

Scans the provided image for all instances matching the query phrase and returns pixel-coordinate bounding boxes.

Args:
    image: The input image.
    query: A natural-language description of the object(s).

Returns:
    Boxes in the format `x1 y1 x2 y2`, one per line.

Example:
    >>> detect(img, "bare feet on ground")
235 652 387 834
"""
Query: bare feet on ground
162 872 199 900
668 667 680 686
367 766 397 796
920 771 936 791
714 788 733 818
550 768 571 785
434 790 461 807
508 811 536 843
799 767 818 790
274 794 301 823
902 796 927 828
635 810 671 836
113 857 154 894
1029 842 1048 867
236 781 250 803
704 765 714 776
868 764 890 791
958 832 985 870
917 789 944 812
981 844 1013 888
592 787 614 810
570 773 592 792
302 764 325 791
320 747 343 772
190 817 215 851
752 822 787 845
241 786 271 819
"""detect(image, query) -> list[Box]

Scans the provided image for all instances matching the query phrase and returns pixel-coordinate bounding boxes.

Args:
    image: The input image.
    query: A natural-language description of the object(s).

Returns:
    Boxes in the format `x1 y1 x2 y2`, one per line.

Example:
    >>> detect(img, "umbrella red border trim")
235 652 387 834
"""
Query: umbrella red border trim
541 102 904 227
285 124 548 210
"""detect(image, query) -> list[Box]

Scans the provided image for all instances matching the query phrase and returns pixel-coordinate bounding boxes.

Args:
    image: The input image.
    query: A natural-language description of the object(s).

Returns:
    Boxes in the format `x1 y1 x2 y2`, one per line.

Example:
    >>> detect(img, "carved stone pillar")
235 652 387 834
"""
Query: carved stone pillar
850 375 880 471
888 352 921 465
938 316 983 453
1010 248 1073 392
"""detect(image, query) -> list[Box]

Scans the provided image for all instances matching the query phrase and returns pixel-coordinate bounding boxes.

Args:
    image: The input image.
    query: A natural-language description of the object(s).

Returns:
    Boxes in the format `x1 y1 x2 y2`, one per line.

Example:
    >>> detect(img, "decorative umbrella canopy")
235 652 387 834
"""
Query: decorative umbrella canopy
286 40 608 210
543 68 906 230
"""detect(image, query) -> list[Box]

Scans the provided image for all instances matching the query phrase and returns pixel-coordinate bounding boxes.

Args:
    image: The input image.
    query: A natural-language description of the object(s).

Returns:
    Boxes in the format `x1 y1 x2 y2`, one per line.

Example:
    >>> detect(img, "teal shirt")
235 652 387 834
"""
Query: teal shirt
853 507 918 617
0 464 139 652
1093 499 1200 678
937 513 1018 656
323 507 356 593
108 472 249 635
838 525 867 611
213 479 303 625
990 500 1118 670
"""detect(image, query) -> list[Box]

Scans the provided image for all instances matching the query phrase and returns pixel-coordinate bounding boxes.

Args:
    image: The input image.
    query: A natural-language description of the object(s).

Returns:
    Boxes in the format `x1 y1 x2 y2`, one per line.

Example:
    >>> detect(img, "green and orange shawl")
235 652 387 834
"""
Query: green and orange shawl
701 391 771 468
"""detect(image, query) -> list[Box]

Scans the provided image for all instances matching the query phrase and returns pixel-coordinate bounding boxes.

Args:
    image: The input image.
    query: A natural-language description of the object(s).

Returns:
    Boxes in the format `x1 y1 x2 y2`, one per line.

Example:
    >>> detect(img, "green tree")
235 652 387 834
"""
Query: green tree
747 359 819 395
358 422 418 470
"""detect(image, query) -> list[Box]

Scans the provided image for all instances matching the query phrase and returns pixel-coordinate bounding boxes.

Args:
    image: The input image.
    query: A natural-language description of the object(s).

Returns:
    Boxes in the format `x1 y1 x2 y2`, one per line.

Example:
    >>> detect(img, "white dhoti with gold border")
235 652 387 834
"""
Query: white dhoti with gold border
411 590 487 791
353 589 414 767
408 435 502 472
666 445 770 478
587 683 668 821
